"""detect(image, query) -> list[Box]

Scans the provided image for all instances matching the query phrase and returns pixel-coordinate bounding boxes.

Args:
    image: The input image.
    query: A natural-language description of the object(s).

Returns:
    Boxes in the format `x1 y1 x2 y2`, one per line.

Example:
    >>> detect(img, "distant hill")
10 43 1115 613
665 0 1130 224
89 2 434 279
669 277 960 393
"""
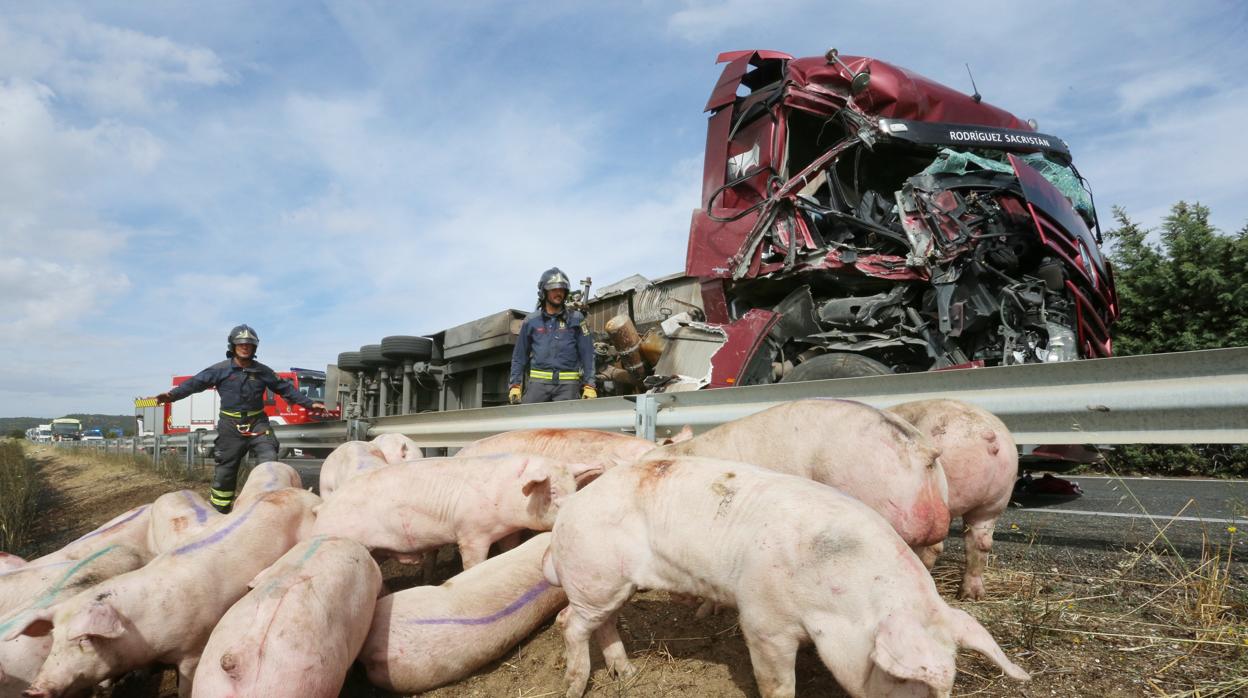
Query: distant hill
1 414 138 437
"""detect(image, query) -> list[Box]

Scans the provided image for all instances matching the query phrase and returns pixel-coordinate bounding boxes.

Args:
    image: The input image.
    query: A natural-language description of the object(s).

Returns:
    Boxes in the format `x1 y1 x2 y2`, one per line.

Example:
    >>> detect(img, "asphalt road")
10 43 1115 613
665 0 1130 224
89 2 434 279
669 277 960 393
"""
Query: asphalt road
285 459 1246 557
997 475 1246 557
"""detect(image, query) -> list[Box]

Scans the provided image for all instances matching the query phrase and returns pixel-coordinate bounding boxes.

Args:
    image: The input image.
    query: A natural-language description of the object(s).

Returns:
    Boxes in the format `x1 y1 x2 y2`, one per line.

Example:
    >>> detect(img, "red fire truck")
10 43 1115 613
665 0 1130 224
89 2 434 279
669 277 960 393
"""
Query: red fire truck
164 367 339 435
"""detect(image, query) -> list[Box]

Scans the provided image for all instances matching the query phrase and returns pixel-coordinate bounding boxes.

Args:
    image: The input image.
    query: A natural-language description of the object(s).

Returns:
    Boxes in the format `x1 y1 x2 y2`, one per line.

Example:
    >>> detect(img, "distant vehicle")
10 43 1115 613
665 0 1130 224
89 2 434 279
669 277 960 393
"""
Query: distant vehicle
163 367 340 435
36 424 52 443
81 428 104 442
50 418 83 442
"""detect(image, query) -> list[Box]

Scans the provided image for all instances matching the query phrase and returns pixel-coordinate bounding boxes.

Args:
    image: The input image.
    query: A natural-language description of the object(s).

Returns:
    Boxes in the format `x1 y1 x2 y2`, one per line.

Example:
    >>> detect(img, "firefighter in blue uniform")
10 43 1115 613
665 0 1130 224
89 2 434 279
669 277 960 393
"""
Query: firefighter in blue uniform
154 325 325 513
509 268 597 404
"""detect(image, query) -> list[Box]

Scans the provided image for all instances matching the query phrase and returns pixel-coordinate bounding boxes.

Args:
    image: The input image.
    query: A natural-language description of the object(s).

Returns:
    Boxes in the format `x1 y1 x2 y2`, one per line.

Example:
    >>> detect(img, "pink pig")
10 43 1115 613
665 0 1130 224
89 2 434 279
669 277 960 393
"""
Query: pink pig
0 545 146 697
454 428 671 485
312 454 594 569
361 532 566 694
317 441 389 498
0 556 24 573
888 399 1018 600
192 536 381 698
650 399 950 547
25 505 153 568
235 461 303 508
371 432 420 463
8 488 319 698
145 489 222 556
546 457 1029 698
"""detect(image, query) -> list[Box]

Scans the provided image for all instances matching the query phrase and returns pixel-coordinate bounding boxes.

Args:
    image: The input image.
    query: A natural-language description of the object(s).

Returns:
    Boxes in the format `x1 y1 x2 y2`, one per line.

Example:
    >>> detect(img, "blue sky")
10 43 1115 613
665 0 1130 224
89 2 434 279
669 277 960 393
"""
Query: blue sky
2 1 1246 418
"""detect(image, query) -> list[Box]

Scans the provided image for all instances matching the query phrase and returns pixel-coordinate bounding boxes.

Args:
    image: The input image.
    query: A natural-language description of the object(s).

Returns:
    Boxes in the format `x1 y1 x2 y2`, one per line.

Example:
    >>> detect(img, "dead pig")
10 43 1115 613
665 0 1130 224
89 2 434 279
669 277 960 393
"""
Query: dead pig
362 533 566 694
313 454 593 569
649 399 950 547
192 536 380 698
546 457 1028 698
888 399 1018 600
8 488 319 698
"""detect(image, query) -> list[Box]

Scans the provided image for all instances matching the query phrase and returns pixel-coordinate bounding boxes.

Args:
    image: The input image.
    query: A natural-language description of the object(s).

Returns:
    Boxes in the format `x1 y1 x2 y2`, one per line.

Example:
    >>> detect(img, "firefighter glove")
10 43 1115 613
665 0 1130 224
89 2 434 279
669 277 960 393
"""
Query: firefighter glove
581 385 597 400
155 393 172 405
508 385 522 405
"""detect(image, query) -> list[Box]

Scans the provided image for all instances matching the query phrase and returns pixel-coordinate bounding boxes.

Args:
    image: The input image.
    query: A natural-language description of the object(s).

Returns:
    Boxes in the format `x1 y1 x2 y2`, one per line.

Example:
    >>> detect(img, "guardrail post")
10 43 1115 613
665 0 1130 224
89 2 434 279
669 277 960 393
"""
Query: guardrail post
186 431 198 476
348 418 369 442
634 394 658 442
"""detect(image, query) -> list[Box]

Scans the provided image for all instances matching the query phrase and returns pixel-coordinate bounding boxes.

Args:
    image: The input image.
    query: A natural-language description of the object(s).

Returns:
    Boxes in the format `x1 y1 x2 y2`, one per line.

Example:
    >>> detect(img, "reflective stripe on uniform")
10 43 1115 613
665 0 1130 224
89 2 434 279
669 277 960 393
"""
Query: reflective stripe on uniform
220 408 265 418
529 369 581 381
210 488 235 506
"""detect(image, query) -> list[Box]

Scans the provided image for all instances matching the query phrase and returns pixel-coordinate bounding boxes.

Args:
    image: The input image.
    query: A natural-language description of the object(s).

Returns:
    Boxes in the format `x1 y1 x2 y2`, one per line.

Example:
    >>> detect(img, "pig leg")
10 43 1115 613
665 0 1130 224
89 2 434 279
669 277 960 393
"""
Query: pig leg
561 583 637 698
593 611 636 680
496 531 523 552
176 655 199 698
561 608 598 698
960 515 998 601
739 619 800 698
457 536 492 570
420 550 437 585
916 540 944 570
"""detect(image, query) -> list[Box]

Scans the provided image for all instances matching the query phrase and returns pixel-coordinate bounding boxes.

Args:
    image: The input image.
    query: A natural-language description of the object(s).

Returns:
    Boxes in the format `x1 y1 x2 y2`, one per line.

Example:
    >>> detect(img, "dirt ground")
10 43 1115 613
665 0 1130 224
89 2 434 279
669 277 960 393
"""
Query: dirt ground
17 445 1248 697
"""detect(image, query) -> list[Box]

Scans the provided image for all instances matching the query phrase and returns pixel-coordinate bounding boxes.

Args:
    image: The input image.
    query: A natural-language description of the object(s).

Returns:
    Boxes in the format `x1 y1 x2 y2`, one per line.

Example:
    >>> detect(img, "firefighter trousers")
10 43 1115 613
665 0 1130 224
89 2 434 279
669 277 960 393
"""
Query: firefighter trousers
521 379 580 404
212 417 279 513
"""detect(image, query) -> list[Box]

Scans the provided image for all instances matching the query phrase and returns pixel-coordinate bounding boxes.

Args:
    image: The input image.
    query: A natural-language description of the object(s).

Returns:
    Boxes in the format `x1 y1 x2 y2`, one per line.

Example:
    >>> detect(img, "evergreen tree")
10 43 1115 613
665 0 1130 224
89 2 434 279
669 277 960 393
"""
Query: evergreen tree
1104 202 1248 355
1102 202 1248 477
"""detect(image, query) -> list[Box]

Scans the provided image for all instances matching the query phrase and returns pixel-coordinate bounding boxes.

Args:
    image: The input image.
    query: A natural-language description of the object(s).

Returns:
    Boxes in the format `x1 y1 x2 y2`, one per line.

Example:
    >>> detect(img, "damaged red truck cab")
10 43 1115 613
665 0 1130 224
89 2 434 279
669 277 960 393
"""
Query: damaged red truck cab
679 50 1118 388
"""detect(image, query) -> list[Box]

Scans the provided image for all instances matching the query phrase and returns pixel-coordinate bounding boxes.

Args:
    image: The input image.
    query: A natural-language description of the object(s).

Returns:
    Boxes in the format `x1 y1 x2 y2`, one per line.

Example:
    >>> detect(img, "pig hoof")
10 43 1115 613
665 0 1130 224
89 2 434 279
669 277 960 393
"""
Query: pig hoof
959 579 986 601
608 660 638 680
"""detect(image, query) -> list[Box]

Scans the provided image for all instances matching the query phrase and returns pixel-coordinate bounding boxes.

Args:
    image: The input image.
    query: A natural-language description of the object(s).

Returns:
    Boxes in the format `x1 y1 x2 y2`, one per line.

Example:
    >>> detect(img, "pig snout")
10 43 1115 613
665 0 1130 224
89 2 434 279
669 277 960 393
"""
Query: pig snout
23 686 55 698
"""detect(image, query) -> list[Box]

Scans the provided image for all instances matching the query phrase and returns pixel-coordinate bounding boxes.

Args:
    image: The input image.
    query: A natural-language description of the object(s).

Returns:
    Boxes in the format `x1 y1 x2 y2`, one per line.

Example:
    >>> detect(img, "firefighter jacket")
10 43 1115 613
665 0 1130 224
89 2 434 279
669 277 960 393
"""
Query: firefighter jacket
509 308 595 386
167 359 315 415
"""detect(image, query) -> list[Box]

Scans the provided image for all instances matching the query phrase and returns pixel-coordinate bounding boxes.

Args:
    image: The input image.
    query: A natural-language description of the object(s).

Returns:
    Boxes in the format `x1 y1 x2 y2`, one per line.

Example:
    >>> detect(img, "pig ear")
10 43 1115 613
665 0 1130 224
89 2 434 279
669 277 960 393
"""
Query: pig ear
566 462 604 487
521 470 550 497
869 612 956 691
663 425 694 445
67 601 125 641
2 606 57 641
945 607 1031 681
248 560 282 590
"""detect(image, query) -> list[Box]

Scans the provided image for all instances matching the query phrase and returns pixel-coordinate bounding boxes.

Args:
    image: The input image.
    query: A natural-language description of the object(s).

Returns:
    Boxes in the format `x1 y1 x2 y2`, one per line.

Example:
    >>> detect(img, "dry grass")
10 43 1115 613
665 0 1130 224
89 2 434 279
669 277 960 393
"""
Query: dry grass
948 476 1248 698
0 440 40 554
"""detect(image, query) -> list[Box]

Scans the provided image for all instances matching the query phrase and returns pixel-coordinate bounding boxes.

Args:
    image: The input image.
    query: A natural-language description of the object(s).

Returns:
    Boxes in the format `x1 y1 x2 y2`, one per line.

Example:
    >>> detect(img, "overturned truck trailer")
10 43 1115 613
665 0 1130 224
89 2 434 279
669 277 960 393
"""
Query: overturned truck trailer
327 48 1118 416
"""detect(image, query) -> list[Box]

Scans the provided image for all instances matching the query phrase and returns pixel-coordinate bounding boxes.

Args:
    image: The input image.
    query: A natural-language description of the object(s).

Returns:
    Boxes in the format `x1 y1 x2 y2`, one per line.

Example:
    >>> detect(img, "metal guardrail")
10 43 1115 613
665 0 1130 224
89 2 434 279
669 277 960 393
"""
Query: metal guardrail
56 347 1248 458
370 347 1248 445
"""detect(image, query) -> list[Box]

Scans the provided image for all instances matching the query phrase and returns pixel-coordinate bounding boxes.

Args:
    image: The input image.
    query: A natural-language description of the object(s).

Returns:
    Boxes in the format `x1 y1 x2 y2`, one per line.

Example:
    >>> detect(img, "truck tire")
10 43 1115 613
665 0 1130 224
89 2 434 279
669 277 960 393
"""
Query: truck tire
359 344 393 369
337 351 367 372
780 353 892 382
381 335 434 362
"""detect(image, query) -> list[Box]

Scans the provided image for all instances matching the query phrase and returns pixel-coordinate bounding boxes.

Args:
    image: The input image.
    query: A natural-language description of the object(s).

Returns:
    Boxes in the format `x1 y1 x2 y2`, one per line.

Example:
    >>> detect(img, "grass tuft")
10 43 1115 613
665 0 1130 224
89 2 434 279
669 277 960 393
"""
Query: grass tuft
0 440 41 554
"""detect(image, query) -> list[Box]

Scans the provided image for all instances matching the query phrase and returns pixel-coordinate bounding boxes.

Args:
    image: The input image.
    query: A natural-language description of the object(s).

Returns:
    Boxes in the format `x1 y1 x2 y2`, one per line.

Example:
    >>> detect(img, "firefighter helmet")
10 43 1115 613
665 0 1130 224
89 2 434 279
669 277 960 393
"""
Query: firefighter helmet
539 268 571 292
537 268 571 307
226 324 259 358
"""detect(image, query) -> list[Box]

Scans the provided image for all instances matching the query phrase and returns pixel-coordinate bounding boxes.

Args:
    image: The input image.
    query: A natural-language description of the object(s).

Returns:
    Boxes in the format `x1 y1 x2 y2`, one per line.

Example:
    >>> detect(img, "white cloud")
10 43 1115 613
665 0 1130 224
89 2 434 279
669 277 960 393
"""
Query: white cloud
0 257 130 333
0 12 230 114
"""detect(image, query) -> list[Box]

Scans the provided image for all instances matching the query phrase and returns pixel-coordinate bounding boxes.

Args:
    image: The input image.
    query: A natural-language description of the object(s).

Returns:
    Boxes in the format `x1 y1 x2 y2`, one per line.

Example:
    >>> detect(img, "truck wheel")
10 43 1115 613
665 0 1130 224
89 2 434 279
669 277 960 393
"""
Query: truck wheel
381 335 434 362
780 353 892 382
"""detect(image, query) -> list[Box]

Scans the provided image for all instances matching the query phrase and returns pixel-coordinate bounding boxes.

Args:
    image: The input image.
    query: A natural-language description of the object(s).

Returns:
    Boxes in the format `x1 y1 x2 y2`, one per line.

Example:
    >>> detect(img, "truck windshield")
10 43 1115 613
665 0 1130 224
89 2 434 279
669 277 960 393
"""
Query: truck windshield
52 424 79 434
297 378 325 401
